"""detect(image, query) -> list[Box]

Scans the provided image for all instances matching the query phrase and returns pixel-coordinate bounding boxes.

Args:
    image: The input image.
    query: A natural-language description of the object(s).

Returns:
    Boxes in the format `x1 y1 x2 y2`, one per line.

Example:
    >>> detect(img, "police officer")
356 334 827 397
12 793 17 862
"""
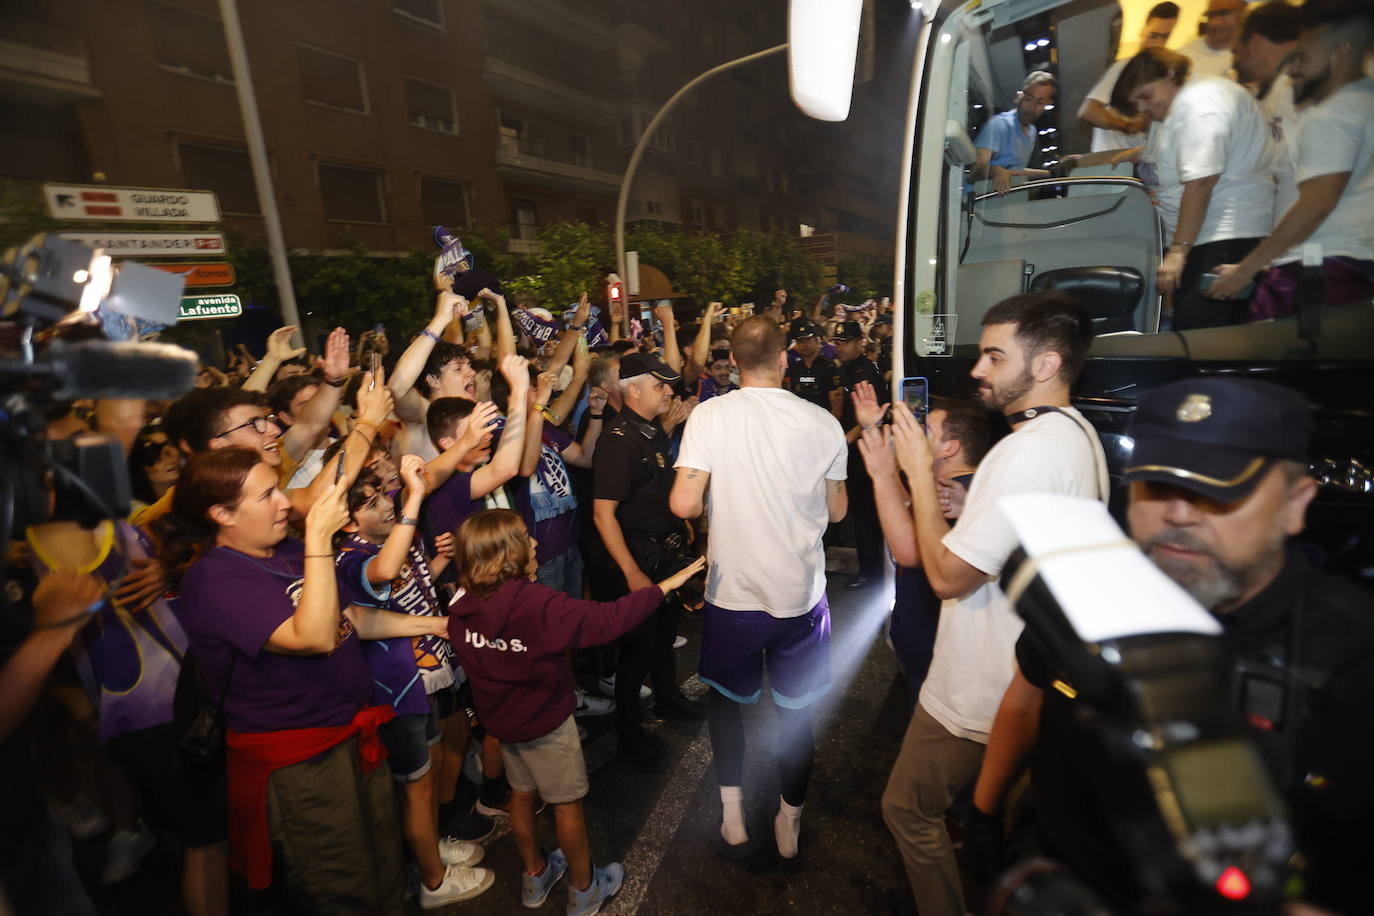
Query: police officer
970 377 1374 914
593 353 705 770
834 321 885 589
784 318 842 418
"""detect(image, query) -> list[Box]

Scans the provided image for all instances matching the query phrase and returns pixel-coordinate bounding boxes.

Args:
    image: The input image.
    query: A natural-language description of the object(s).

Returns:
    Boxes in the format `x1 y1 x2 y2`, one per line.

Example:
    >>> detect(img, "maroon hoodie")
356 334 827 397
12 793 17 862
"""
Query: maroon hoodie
448 579 664 743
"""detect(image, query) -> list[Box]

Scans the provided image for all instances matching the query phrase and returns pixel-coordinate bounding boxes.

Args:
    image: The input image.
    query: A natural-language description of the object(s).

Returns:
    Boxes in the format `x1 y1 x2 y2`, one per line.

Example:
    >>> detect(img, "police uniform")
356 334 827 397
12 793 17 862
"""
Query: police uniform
784 319 840 411
592 353 698 755
835 321 885 586
1015 379 1374 914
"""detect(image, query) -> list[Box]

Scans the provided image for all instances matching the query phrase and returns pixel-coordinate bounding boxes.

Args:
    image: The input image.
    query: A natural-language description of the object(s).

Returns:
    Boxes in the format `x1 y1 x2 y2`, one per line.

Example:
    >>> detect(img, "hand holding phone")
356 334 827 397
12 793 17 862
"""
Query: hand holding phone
899 376 929 428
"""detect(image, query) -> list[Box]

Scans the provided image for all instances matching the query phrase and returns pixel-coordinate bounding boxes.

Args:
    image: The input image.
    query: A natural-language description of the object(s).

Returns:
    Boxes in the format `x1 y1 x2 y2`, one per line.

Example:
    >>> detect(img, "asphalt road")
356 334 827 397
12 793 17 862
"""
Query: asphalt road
80 556 919 915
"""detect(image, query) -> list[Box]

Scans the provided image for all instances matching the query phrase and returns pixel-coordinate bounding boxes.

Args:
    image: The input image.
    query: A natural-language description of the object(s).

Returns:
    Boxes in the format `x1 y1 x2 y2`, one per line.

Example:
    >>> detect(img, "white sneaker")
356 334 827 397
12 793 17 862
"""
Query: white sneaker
440 836 484 868
575 687 615 717
102 823 156 885
673 635 687 649
55 796 109 840
420 863 495 908
597 674 652 700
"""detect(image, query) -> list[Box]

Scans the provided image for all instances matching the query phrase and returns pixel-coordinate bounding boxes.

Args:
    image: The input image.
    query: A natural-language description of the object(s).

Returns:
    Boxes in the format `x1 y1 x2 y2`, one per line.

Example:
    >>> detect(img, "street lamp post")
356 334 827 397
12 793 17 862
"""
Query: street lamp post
614 44 788 286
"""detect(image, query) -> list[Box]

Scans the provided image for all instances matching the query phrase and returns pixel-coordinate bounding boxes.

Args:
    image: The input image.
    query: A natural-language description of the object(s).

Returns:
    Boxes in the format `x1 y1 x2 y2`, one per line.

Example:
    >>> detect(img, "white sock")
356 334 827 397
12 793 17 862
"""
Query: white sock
774 798 802 859
720 786 748 845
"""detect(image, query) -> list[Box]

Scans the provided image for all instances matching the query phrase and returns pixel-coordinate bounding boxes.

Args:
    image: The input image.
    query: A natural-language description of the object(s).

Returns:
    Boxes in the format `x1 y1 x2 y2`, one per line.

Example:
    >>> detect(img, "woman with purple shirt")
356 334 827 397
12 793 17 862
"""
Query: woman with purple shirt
163 447 458 913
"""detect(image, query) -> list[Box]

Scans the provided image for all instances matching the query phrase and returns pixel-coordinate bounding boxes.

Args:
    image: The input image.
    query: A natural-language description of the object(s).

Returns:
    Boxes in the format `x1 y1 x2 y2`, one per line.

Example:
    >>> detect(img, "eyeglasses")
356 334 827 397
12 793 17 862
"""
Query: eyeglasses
214 414 276 439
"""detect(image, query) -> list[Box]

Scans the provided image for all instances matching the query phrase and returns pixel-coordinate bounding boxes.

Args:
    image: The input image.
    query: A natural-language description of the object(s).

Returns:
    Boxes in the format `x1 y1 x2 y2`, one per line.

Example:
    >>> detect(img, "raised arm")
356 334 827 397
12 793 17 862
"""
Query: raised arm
469 355 529 498
658 303 682 373
243 326 303 392
269 482 351 654
522 372 555 478
545 340 590 432
562 383 606 468
685 301 721 382
425 400 500 490
365 455 428 585
288 365 393 516
857 426 919 567
478 288 516 361
281 327 350 461
389 288 465 405
543 294 589 378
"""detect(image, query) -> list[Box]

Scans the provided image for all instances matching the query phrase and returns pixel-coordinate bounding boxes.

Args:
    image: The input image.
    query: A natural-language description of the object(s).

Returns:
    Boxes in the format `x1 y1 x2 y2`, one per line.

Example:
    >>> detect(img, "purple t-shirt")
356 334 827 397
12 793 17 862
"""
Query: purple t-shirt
336 534 448 715
177 540 372 734
422 469 480 547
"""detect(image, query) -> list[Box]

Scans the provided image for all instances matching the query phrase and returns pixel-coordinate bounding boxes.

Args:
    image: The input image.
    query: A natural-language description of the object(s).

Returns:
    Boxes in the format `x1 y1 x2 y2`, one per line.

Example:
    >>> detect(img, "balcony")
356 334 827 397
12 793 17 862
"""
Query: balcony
0 18 100 106
481 0 615 51
482 57 616 124
495 136 621 195
615 1 669 53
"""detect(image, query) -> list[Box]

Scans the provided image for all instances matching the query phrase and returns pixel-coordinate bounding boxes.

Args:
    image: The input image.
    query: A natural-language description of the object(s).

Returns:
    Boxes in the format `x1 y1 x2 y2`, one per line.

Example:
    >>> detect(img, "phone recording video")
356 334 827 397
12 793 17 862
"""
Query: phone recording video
900 376 929 427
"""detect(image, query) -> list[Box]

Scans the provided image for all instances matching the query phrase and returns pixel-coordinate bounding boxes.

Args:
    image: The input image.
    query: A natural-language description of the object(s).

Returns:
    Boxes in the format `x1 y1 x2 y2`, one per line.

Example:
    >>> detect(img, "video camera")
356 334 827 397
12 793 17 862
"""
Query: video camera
0 233 197 538
990 494 1292 915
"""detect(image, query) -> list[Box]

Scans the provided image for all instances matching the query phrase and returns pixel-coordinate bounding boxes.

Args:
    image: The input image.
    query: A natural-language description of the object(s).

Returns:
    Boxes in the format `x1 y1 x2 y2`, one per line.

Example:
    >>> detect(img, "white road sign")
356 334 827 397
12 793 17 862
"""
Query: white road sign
58 232 228 257
44 183 221 223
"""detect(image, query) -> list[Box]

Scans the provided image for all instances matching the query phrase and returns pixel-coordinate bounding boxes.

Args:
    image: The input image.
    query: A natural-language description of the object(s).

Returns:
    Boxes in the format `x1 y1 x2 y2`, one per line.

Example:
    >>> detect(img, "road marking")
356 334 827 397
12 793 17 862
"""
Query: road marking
600 677 711 915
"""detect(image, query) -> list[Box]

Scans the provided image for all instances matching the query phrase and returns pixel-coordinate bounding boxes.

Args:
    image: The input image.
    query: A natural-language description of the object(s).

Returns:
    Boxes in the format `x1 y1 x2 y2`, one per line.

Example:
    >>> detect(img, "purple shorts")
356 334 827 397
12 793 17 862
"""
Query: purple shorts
697 596 832 708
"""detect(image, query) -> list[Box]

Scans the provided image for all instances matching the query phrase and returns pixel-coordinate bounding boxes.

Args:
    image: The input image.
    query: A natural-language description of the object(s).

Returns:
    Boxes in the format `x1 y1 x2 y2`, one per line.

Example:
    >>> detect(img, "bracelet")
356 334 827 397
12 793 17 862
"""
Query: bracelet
324 377 346 388
1168 241 1193 251
305 554 334 559
397 515 419 527
422 329 442 344
589 413 605 420
353 418 380 433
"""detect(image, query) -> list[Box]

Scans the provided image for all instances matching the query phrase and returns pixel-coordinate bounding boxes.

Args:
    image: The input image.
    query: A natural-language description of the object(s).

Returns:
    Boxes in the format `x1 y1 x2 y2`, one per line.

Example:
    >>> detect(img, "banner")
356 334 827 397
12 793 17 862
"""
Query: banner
511 307 562 346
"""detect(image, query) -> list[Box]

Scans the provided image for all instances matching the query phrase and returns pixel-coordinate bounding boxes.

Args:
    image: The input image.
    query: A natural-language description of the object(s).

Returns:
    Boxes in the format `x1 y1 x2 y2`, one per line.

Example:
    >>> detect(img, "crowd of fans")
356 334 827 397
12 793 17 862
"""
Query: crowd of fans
975 0 1373 329
1 275 900 915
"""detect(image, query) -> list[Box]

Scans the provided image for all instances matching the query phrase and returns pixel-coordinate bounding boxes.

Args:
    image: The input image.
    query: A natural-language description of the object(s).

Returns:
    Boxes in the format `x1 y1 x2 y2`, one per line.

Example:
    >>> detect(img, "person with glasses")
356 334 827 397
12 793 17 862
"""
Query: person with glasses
971 71 1059 195
128 425 183 515
1180 0 1248 79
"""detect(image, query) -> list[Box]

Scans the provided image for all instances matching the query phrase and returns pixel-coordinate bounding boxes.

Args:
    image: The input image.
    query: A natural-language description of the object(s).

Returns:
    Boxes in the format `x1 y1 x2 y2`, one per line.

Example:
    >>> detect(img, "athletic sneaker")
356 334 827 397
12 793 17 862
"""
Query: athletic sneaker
420 863 495 909
574 687 615 717
54 795 109 840
441 806 496 843
567 862 625 916
101 823 156 885
440 837 484 867
522 848 568 908
672 635 687 649
597 674 652 700
477 796 547 818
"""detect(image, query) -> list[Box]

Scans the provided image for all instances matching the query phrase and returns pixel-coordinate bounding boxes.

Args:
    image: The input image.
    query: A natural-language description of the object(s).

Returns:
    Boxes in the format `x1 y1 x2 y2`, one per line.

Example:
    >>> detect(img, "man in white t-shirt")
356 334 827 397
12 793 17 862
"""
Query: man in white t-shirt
1179 0 1246 80
880 291 1108 916
670 315 848 864
1232 1 1309 216
1079 2 1179 152
1206 3 1374 314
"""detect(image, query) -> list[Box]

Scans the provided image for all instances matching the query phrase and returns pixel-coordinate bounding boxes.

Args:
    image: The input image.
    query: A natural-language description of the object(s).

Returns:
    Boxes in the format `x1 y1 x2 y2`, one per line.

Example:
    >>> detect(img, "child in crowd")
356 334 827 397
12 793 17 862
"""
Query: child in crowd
448 509 704 915
335 458 491 908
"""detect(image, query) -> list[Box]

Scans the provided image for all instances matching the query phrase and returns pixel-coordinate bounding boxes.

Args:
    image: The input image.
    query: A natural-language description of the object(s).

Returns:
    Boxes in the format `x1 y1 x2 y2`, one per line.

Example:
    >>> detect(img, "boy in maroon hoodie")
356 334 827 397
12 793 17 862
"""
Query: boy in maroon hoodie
448 509 704 915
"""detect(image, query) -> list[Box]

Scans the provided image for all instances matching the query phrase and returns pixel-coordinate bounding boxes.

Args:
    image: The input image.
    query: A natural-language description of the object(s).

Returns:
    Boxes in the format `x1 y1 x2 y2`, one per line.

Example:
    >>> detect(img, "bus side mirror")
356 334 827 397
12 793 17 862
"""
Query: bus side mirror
788 0 863 121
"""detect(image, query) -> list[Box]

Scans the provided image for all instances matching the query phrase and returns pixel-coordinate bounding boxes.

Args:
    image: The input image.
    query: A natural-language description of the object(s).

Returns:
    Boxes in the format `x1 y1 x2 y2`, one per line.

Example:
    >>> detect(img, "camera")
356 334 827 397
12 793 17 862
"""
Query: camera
0 233 197 543
990 494 1293 915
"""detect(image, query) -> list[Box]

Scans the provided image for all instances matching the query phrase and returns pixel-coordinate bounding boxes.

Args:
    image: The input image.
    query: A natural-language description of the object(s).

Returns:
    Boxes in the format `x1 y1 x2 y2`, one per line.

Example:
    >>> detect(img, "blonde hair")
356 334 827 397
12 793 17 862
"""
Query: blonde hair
456 509 533 597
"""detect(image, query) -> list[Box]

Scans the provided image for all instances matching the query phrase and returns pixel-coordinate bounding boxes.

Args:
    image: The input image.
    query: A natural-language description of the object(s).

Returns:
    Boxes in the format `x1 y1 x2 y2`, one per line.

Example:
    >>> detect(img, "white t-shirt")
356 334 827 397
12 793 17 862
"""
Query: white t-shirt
1275 77 1374 265
1178 36 1236 81
1140 76 1275 244
918 409 1109 743
675 387 847 618
1260 74 1312 220
1083 59 1148 153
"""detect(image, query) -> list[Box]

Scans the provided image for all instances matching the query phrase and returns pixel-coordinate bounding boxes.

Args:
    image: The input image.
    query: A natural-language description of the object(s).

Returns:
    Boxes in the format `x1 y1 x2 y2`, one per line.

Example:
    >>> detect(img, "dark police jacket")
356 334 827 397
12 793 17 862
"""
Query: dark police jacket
1019 546 1374 913
592 410 682 539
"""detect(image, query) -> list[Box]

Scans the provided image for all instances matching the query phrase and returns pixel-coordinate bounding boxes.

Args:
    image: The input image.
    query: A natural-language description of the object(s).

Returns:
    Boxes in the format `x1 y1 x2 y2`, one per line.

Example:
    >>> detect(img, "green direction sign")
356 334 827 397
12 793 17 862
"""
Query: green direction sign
179 293 242 321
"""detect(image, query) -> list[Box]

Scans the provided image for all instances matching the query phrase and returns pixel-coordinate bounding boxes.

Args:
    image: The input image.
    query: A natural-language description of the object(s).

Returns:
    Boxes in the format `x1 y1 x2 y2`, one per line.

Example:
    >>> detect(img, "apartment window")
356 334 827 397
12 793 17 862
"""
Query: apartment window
799 223 815 238
177 141 259 215
569 136 590 168
512 201 538 241
708 148 723 179
394 0 443 29
297 45 368 113
318 162 386 223
148 1 234 83
419 177 470 228
403 77 457 134
689 198 705 229
686 139 702 168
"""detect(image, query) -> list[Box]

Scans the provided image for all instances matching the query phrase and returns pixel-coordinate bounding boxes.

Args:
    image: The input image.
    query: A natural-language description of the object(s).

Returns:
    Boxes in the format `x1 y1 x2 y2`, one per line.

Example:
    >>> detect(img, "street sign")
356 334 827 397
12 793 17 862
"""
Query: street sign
44 183 221 223
58 231 228 257
152 262 235 287
179 293 242 321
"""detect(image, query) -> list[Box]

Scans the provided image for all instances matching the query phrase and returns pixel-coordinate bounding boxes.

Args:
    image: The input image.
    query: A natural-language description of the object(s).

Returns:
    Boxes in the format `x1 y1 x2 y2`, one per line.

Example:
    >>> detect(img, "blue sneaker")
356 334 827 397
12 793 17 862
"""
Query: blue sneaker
566 862 624 916
521 848 568 909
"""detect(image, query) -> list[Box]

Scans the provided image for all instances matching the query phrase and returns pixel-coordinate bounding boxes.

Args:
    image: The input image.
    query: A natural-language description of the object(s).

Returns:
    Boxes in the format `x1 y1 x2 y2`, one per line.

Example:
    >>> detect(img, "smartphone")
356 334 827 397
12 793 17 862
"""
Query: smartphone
369 350 381 389
899 376 930 427
1199 272 1255 299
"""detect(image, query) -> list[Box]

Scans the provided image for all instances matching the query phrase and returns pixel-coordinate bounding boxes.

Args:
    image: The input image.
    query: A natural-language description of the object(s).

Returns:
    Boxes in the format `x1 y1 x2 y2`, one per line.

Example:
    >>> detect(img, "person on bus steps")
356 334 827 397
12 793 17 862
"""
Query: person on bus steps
972 71 1058 195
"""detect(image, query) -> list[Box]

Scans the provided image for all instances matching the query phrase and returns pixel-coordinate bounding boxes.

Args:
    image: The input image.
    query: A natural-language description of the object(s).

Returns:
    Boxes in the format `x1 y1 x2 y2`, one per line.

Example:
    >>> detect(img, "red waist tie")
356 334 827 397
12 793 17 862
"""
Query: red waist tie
225 705 394 889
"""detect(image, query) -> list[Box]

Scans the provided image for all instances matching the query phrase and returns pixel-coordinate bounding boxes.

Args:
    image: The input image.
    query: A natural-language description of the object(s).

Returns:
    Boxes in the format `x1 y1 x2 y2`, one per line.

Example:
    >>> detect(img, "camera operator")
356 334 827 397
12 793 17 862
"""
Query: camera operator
971 377 1374 914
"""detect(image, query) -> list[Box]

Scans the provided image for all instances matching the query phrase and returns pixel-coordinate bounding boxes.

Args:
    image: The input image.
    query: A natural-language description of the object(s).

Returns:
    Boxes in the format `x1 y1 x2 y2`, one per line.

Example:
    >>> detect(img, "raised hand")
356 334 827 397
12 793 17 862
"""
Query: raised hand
891 401 934 480
574 292 591 328
857 425 899 483
318 327 350 383
500 354 530 394
459 401 500 451
852 380 890 430
305 480 350 543
266 326 305 362
535 371 558 404
587 386 609 414
399 453 427 496
356 362 394 424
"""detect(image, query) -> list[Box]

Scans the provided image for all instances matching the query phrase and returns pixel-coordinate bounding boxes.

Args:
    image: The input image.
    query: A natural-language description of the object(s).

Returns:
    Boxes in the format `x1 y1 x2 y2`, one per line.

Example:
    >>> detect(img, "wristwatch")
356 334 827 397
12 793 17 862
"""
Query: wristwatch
397 515 420 527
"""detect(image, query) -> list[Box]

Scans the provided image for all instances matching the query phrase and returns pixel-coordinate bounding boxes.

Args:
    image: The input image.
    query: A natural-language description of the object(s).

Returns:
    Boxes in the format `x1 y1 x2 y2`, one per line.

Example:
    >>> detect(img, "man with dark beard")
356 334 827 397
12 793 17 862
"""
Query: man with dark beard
881 292 1107 915
970 377 1374 914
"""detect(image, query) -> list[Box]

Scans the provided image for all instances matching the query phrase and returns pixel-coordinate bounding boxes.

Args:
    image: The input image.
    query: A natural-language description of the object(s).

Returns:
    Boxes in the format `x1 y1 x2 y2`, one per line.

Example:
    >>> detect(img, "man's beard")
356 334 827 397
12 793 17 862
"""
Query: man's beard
1140 527 1284 611
1292 64 1331 106
977 366 1035 411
